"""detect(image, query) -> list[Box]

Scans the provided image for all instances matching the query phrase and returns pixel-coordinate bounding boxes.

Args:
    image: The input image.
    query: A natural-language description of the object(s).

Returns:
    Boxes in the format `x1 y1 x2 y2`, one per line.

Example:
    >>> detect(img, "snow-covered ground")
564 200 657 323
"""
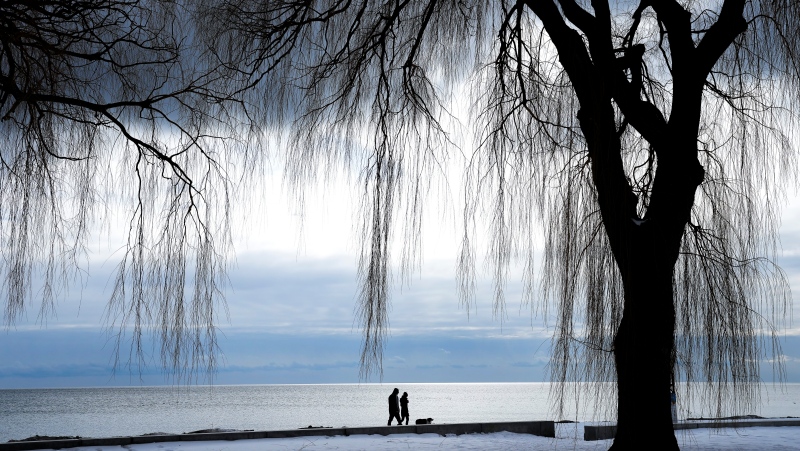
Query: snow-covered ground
30 424 800 450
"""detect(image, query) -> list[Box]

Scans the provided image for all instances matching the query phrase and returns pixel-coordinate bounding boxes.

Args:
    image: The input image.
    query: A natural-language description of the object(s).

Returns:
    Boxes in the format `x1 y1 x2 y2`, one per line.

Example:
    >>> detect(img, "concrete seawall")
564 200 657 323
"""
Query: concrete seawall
0 421 555 451
584 418 800 441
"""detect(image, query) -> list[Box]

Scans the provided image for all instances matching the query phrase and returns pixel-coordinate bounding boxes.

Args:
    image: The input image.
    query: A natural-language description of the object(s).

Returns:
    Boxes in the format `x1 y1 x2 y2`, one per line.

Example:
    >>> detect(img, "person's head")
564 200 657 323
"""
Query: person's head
402 392 408 398
393 388 399 395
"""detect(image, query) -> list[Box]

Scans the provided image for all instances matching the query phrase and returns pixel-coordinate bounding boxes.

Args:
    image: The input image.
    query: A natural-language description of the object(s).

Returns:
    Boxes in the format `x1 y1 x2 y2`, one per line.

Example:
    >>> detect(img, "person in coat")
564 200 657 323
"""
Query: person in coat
387 388 402 425
400 392 410 425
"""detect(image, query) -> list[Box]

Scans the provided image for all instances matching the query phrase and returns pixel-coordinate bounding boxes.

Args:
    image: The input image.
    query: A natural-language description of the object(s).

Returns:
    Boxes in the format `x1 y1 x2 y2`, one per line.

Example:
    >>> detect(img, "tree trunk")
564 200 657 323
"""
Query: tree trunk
609 228 679 450
605 148 703 450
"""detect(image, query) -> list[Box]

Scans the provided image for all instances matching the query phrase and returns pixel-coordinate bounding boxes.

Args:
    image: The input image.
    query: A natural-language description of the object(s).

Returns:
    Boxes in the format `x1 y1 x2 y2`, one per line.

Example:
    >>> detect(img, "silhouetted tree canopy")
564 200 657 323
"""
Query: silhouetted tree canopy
4 0 800 447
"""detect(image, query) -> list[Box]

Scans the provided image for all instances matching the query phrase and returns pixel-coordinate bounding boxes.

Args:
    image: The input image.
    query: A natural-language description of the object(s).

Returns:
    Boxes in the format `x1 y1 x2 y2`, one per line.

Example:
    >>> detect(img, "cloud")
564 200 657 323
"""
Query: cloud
412 364 444 370
223 361 360 372
386 356 407 364
511 361 546 368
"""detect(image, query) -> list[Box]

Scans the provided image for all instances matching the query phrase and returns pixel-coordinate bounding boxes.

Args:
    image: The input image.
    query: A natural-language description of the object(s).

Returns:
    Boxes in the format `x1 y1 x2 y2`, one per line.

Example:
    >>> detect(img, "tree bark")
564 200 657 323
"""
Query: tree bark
609 227 679 450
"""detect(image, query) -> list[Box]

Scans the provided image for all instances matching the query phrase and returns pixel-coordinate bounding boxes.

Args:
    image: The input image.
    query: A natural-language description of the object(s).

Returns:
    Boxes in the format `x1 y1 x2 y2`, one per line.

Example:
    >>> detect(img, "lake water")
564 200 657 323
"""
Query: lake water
2 383 800 442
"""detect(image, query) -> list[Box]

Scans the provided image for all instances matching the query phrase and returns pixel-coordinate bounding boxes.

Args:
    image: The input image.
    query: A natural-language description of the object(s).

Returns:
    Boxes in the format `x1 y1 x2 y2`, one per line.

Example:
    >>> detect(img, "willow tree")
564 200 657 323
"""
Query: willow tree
0 0 251 380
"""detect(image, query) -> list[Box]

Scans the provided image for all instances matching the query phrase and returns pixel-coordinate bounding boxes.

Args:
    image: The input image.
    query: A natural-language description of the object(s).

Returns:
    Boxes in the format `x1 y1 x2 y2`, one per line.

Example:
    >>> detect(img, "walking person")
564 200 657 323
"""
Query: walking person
387 388 402 425
400 392 410 425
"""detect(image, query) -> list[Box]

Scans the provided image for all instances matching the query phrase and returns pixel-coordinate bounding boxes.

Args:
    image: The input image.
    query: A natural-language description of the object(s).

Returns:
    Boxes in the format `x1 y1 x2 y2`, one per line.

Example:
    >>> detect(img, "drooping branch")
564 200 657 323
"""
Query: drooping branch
0 0 253 383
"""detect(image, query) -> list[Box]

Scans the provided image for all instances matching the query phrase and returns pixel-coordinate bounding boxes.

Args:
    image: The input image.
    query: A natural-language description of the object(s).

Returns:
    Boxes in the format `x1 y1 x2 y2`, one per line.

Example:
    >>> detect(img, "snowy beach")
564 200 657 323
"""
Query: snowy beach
17 423 800 451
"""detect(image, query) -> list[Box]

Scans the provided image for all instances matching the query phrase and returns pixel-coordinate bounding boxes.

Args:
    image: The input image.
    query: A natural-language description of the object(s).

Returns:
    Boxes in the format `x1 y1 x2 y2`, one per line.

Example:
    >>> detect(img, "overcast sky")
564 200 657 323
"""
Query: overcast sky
3 169 800 389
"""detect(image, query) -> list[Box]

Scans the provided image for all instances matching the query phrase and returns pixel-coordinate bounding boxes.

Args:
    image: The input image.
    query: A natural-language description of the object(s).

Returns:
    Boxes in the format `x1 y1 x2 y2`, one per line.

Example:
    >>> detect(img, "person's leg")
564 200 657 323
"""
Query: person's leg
388 413 392 426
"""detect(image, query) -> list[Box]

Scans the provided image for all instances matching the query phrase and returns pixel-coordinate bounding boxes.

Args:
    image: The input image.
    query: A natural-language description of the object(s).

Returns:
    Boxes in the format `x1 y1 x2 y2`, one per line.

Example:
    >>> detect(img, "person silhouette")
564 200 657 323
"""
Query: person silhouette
400 392 410 425
387 388 402 425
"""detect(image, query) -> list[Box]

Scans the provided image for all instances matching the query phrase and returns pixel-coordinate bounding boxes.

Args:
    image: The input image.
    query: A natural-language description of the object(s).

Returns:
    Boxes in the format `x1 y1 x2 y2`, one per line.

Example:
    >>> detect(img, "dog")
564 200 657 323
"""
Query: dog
415 418 433 425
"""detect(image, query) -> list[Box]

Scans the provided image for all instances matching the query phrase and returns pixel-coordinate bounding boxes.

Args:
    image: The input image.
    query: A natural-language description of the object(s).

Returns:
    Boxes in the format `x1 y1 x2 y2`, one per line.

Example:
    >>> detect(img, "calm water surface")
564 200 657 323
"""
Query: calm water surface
1 383 799 442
